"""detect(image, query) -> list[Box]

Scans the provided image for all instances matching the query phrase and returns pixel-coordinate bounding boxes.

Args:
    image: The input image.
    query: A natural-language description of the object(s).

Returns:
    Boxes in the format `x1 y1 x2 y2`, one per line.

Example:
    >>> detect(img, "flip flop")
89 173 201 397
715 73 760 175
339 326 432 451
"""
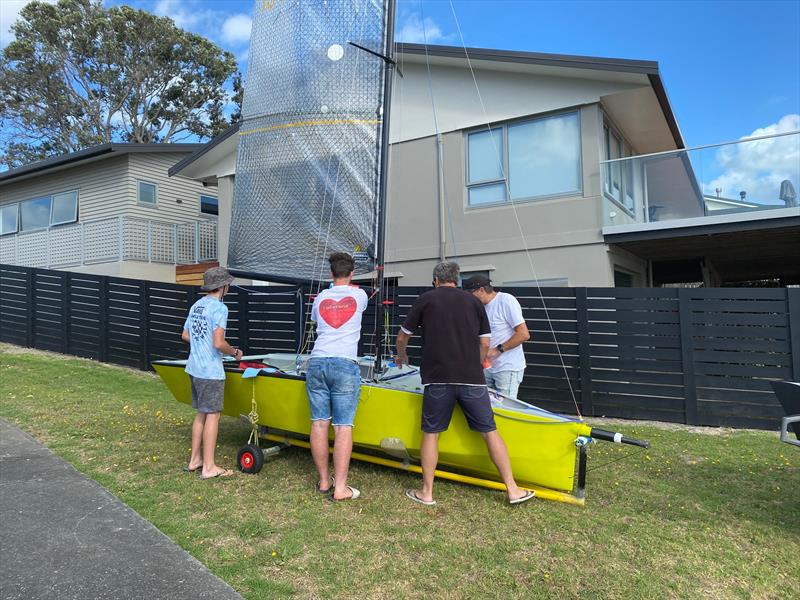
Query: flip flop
405 488 436 506
183 465 203 473
329 486 360 502
200 468 234 480
317 476 335 494
509 490 535 505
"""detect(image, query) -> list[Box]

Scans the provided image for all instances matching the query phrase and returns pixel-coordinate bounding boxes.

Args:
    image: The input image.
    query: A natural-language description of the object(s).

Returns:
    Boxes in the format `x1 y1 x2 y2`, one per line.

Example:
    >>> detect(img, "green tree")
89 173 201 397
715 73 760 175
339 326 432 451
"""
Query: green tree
0 0 241 169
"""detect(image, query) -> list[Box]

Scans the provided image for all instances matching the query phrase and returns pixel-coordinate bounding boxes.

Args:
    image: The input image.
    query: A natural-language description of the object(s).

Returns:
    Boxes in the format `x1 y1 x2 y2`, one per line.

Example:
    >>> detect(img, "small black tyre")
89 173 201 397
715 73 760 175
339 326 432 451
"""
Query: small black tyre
237 444 264 474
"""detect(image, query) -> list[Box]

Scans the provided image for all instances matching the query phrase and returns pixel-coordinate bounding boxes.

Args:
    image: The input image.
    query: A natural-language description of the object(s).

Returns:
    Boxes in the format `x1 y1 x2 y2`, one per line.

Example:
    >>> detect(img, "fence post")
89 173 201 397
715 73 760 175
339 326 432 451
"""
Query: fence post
147 221 152 263
575 287 593 416
140 280 150 370
172 224 177 264
61 271 70 355
25 268 34 348
98 276 108 363
788 288 800 381
678 288 699 425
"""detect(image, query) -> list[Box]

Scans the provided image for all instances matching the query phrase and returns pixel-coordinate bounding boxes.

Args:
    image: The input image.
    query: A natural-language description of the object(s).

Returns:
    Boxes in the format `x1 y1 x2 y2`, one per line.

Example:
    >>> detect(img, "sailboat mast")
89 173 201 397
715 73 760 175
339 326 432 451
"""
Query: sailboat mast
373 0 397 375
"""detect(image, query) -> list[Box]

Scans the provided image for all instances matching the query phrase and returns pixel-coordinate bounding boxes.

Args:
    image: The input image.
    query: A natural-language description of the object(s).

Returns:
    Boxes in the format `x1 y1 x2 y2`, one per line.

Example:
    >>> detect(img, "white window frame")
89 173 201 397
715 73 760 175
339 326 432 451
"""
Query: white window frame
0 203 20 236
137 180 158 206
603 119 636 217
199 193 219 217
50 190 79 226
465 109 583 209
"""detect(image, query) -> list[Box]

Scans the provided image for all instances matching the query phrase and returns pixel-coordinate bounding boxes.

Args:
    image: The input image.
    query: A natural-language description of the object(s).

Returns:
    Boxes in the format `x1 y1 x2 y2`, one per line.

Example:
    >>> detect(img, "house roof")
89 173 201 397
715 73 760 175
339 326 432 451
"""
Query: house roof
169 43 684 179
0 143 204 186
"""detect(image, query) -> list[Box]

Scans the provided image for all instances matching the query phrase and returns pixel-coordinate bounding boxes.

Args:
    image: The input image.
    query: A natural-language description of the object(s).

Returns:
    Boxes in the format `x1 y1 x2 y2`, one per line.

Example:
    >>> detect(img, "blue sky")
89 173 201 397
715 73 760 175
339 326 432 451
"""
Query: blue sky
2 0 798 148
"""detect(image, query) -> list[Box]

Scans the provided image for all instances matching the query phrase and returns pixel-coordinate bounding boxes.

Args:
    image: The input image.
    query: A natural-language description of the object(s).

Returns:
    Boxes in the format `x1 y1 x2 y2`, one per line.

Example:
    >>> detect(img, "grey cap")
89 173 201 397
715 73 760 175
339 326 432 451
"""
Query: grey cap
201 266 235 291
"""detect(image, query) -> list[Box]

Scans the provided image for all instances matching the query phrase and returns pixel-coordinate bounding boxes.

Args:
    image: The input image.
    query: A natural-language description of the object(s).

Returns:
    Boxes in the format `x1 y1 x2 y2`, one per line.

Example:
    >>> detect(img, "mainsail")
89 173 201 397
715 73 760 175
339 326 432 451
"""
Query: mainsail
229 0 393 283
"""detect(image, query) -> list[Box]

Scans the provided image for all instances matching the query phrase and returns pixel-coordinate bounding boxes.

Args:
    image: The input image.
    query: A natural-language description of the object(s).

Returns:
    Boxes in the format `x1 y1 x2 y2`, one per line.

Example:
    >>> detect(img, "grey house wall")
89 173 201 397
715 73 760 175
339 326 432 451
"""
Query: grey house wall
385 103 649 286
126 153 218 224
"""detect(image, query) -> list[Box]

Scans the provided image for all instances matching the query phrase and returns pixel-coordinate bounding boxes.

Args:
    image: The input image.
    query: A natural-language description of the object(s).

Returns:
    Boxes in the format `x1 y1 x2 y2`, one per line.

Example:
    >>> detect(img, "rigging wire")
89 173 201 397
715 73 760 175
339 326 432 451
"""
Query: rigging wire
445 0 582 418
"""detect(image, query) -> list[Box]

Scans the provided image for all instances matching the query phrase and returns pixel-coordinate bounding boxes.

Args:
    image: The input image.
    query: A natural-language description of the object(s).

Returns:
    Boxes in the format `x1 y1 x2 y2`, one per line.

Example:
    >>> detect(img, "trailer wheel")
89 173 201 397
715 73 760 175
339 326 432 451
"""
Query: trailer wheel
237 444 264 474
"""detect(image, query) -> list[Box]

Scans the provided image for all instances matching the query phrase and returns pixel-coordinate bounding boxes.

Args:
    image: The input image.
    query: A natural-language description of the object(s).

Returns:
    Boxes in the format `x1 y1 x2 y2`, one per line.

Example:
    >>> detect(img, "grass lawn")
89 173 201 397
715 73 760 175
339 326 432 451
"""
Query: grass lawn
1 343 797 599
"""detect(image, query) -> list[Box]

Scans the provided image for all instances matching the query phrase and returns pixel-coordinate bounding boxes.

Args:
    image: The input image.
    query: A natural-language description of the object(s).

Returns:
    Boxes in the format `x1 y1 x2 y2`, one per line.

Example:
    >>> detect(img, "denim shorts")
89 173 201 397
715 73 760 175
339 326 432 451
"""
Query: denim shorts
422 384 497 434
484 369 525 400
306 357 362 427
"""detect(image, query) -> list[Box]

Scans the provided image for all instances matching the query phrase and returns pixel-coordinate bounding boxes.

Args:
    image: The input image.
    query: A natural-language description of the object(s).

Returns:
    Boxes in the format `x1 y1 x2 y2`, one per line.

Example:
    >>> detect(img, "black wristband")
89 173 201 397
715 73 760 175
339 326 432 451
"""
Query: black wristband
496 344 505 353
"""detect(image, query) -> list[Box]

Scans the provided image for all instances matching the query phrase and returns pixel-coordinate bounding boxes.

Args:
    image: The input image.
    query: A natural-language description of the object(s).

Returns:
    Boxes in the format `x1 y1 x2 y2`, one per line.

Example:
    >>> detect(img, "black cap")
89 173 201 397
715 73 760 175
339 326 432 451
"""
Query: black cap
462 274 491 291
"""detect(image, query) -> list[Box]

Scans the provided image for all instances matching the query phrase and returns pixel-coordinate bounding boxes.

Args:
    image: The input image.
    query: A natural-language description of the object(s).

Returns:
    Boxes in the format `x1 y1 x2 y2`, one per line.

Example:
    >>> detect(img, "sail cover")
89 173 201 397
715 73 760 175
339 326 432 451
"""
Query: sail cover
229 0 391 282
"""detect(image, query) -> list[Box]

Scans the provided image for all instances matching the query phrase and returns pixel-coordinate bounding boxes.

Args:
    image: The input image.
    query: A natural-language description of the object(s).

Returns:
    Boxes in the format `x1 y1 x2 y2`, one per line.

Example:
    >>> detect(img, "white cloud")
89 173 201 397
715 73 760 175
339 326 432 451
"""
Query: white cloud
153 0 218 32
1 0 57 47
706 114 800 205
221 13 252 46
396 12 448 44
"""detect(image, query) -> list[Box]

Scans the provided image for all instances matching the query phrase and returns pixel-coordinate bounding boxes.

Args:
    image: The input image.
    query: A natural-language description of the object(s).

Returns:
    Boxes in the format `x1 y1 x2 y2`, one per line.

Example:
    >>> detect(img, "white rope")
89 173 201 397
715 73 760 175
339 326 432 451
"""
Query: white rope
446 0 582 418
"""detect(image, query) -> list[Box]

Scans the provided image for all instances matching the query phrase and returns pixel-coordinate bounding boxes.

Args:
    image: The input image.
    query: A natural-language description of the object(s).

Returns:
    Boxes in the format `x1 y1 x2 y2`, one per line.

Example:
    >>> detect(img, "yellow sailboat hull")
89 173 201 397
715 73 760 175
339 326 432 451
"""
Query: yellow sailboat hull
154 357 593 504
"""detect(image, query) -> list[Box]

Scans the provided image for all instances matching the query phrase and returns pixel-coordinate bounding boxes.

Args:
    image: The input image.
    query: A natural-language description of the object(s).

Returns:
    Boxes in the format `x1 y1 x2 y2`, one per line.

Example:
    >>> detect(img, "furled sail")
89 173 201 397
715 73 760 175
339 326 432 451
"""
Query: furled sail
228 0 391 283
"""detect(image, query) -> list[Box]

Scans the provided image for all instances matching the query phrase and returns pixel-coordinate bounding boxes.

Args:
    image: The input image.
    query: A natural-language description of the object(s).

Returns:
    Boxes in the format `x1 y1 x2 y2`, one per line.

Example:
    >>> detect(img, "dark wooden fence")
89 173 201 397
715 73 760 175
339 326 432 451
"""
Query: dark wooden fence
2 263 798 430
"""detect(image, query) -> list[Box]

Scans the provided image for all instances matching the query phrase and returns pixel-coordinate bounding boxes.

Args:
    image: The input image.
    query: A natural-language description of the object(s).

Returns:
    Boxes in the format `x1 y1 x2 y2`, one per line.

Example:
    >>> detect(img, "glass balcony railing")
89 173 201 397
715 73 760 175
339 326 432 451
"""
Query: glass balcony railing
600 130 800 227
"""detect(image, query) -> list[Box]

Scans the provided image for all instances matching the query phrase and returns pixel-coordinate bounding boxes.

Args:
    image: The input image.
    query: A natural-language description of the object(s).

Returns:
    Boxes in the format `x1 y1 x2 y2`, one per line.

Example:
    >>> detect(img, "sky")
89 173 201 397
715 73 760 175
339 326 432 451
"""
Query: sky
1 0 799 192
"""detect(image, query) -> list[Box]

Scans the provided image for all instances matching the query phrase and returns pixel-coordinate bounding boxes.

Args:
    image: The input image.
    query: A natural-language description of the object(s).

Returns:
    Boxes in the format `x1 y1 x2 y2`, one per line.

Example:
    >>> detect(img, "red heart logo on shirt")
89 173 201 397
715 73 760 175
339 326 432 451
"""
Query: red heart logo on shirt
319 297 357 329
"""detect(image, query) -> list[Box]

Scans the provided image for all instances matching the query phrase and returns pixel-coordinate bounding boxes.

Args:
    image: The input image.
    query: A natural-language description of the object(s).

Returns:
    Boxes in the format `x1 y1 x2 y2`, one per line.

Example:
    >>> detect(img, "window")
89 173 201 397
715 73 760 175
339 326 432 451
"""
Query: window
200 194 219 216
138 181 157 205
459 270 492 285
467 111 582 207
20 197 51 231
51 191 78 225
0 204 18 235
604 124 635 214
614 269 634 287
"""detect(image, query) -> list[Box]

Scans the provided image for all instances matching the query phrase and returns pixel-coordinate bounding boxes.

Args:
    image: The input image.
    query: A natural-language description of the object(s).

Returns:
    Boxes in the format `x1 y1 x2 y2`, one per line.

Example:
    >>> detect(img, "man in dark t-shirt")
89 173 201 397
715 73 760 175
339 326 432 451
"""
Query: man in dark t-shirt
395 261 535 507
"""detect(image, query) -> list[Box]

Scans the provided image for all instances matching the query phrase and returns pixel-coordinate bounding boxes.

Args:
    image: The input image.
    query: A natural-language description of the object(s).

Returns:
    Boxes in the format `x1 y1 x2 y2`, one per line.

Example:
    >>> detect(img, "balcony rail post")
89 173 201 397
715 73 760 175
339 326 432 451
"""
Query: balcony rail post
147 220 152 263
117 216 124 261
194 221 200 264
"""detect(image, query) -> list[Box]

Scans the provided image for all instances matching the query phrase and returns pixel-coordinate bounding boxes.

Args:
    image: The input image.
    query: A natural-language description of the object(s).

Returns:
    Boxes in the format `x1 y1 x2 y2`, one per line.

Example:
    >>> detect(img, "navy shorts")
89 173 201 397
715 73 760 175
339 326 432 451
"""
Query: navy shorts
422 384 497 434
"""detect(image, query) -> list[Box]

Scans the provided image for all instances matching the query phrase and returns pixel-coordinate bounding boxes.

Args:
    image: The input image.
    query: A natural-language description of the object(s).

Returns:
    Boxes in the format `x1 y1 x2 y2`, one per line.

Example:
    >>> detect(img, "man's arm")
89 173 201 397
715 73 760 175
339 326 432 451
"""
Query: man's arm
181 329 190 344
395 329 411 368
487 322 530 361
480 336 491 363
212 327 243 360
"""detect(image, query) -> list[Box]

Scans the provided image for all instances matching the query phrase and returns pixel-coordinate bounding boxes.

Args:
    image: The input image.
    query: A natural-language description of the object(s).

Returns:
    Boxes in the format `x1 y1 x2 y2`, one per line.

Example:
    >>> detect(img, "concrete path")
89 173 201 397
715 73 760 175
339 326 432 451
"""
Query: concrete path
0 418 243 600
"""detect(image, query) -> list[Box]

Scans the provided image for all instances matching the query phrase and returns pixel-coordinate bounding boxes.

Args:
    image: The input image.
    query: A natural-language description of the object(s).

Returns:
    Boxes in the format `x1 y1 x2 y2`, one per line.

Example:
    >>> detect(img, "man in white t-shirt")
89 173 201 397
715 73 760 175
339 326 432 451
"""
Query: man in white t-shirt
307 252 368 501
463 275 530 400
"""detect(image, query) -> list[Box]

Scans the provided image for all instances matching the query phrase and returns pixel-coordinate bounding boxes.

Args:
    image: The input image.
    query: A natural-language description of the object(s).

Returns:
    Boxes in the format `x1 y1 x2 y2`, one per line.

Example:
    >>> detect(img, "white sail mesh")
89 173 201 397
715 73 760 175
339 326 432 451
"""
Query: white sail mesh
229 0 388 281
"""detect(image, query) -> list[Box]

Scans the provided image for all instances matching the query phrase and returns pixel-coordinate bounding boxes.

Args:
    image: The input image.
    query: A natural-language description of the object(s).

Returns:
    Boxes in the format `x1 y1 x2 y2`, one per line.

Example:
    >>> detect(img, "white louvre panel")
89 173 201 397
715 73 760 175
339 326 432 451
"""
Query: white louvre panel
0 235 17 264
175 223 195 264
17 231 48 267
150 221 175 263
198 221 217 262
123 218 149 261
48 223 82 267
84 218 120 264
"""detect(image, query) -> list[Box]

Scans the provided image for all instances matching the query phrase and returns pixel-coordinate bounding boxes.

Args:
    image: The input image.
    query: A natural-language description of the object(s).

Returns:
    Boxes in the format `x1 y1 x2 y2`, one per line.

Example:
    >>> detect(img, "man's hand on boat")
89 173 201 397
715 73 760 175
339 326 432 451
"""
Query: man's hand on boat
394 352 409 368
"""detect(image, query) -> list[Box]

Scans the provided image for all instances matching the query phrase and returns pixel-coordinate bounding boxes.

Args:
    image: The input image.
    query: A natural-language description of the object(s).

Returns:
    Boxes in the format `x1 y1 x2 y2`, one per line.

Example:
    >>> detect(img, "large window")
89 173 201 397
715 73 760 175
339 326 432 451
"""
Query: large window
200 194 219 216
138 181 157 205
0 204 19 235
467 111 582 207
3 190 78 234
